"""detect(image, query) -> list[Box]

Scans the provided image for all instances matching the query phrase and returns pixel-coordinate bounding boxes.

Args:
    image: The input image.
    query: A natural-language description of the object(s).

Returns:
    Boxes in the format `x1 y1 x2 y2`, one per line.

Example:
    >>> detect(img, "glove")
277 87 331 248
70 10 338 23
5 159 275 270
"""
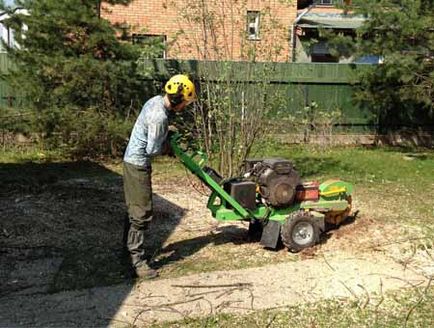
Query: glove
168 125 179 133
162 139 175 157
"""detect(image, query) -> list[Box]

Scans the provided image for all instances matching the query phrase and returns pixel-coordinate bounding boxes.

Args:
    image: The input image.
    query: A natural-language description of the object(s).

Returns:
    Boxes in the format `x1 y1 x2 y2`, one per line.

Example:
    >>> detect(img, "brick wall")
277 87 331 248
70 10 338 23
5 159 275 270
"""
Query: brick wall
102 0 297 62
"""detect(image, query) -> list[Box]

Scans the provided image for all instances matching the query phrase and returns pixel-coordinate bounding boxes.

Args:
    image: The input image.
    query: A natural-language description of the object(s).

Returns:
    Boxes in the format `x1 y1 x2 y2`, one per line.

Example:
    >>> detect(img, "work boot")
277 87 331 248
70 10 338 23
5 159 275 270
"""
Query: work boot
127 224 158 278
127 225 147 266
134 261 159 279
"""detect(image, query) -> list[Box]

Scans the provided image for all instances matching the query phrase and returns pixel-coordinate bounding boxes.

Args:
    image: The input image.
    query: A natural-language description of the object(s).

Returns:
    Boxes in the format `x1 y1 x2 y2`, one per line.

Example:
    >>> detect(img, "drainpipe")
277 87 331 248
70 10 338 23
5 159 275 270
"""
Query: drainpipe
290 4 315 62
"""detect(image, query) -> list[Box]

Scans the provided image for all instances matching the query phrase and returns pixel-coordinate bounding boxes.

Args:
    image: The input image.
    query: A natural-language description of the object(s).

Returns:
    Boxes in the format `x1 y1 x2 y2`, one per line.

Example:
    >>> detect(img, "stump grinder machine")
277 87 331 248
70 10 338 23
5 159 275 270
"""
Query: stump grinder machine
170 133 354 252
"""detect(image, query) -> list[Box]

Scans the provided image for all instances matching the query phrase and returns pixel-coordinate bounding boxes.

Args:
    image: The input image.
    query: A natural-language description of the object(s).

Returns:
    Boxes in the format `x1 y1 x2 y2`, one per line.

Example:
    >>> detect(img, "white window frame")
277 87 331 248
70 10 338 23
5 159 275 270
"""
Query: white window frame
318 0 334 5
247 11 260 40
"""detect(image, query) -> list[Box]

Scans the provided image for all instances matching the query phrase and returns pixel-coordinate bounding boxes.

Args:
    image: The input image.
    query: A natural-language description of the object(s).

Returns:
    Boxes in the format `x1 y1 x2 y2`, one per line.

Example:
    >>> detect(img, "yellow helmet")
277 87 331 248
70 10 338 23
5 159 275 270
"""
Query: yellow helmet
164 74 196 103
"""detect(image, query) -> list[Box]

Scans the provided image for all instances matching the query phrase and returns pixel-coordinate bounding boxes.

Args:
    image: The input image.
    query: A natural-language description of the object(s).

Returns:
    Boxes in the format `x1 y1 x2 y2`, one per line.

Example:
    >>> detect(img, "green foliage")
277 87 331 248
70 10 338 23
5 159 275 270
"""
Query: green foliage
0 106 33 134
0 0 150 157
325 0 434 131
191 62 290 177
30 107 133 157
276 101 342 145
1 0 143 111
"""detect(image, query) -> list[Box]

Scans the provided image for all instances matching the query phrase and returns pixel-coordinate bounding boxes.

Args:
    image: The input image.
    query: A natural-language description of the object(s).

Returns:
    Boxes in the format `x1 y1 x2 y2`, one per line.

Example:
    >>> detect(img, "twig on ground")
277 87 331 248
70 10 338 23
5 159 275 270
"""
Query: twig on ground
131 296 207 327
339 280 361 307
215 287 241 299
172 282 252 289
383 275 426 289
246 286 255 310
404 276 433 328
397 244 417 270
265 313 278 328
369 237 430 250
374 278 385 326
357 283 371 309
215 299 243 311
322 253 335 271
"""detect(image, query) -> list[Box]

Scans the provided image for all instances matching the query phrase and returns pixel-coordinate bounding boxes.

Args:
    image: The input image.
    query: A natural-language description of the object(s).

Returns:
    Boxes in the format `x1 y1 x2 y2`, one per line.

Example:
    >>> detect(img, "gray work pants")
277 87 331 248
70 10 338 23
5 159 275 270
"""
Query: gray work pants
122 161 153 266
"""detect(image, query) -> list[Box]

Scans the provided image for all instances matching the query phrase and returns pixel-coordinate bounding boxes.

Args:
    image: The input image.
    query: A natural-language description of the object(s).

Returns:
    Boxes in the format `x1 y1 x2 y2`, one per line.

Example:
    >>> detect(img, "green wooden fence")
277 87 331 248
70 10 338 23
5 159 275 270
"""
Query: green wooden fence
0 55 377 132
0 53 27 108
139 59 376 133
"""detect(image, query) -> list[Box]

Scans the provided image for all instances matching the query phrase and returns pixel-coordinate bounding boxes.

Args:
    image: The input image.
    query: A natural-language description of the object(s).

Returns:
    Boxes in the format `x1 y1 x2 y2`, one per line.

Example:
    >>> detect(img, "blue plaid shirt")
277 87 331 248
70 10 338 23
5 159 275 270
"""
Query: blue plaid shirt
123 95 168 167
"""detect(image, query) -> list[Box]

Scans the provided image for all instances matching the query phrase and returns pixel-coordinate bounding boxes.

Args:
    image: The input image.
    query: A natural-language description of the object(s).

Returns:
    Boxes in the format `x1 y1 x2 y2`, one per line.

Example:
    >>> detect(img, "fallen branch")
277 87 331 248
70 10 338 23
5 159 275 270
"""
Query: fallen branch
215 299 243 311
215 287 242 299
131 296 206 327
172 282 253 289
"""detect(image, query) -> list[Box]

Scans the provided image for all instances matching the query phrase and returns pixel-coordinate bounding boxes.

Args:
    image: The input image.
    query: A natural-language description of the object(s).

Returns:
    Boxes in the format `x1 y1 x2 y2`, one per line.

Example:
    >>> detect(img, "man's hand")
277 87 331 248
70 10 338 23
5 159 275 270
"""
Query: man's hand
162 139 175 157
168 125 179 133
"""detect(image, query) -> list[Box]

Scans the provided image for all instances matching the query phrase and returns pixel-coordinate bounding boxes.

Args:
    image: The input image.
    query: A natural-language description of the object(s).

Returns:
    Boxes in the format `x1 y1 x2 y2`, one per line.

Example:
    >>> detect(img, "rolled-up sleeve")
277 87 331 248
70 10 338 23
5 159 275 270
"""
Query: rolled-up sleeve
146 119 168 156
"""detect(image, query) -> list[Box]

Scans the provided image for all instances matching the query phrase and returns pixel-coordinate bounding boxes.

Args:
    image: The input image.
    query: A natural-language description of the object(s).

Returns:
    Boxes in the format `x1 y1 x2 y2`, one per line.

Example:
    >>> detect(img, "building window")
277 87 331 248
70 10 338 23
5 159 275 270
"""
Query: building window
310 41 338 62
316 0 336 5
247 11 260 40
315 0 346 5
131 34 166 59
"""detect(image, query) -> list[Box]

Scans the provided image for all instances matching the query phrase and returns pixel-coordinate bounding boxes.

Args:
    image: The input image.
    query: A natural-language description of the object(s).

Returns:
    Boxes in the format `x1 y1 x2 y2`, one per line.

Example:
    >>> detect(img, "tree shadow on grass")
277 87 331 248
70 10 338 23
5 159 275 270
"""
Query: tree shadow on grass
0 160 185 327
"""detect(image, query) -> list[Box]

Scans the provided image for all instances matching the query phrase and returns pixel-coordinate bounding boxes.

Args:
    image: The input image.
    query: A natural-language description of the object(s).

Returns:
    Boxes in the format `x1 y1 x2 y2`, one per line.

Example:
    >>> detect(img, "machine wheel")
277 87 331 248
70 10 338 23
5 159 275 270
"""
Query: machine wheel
280 211 320 253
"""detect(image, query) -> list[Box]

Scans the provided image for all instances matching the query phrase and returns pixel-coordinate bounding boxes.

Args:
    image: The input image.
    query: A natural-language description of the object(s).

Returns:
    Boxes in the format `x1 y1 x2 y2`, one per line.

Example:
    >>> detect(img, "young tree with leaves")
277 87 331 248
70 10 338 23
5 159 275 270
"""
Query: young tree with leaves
167 0 292 176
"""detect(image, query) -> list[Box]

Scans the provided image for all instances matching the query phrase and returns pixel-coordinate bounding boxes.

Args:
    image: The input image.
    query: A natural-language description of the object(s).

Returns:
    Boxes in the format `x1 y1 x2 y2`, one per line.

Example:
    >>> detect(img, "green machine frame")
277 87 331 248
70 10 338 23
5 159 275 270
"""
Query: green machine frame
170 133 353 226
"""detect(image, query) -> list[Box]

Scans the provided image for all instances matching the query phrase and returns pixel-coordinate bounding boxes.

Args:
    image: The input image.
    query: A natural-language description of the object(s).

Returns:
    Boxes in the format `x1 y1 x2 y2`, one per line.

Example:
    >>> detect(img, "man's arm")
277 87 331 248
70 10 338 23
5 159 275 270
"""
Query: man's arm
146 120 168 156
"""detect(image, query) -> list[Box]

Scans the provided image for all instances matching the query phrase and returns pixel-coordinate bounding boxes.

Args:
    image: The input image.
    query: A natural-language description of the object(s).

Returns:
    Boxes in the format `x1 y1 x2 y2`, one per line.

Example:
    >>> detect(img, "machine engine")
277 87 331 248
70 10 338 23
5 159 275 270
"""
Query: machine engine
246 159 301 207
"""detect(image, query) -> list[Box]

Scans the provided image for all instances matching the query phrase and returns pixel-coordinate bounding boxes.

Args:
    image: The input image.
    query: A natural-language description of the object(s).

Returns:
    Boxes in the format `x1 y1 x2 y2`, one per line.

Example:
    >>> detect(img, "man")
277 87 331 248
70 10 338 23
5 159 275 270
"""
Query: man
123 74 196 278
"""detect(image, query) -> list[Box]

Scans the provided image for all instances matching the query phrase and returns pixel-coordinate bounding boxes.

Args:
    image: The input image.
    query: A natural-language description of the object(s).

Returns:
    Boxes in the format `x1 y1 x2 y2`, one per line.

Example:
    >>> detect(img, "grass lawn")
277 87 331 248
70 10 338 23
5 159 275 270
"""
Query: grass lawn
1 143 433 327
2 143 433 250
253 143 434 233
153 285 434 328
155 142 434 235
2 143 433 243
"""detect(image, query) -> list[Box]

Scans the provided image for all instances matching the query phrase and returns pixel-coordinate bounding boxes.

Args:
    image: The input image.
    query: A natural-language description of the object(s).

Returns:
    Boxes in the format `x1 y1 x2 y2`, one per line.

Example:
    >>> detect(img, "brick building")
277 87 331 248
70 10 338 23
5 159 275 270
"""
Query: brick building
102 0 297 62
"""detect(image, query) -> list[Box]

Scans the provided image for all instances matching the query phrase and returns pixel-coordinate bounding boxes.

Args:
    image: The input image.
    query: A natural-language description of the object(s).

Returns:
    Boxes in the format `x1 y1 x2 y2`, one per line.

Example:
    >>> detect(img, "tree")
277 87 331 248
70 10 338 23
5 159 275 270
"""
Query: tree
0 0 146 156
327 0 433 132
1 0 142 112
